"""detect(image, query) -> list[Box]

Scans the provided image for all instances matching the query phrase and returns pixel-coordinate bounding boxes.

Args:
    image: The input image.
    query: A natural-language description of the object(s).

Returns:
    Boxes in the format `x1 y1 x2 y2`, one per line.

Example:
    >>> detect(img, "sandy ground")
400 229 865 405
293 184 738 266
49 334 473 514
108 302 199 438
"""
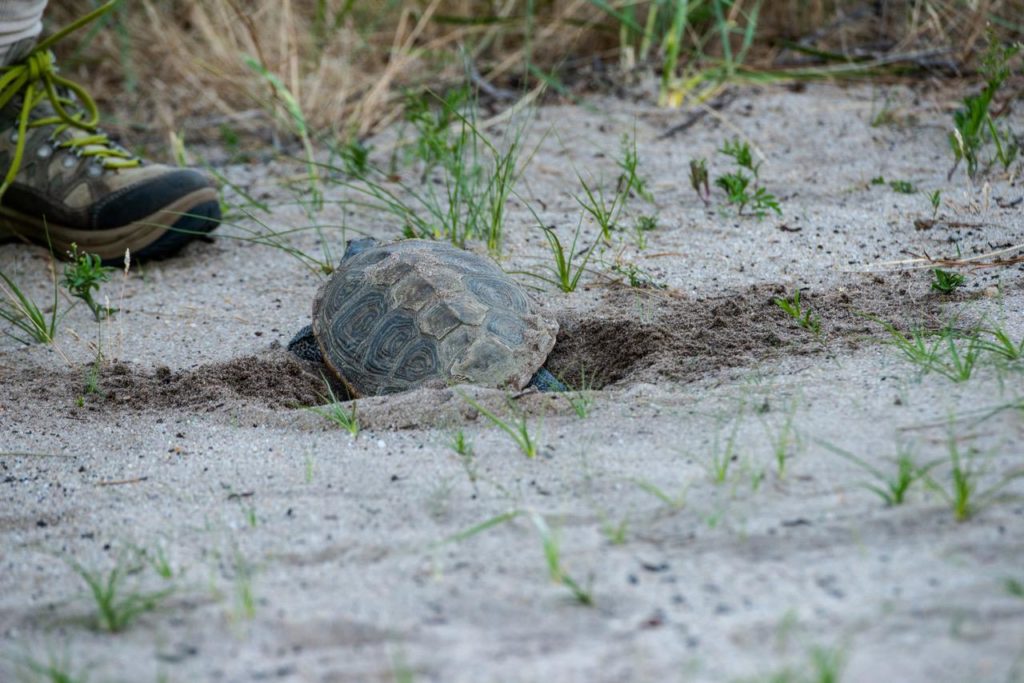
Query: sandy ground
1 82 1023 683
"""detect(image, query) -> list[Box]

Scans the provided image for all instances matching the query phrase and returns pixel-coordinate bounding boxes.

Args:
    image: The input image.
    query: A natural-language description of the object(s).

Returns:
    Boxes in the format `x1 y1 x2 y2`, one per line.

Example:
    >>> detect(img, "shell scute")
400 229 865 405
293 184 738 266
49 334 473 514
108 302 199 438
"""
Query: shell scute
391 272 436 311
362 310 419 377
419 302 462 339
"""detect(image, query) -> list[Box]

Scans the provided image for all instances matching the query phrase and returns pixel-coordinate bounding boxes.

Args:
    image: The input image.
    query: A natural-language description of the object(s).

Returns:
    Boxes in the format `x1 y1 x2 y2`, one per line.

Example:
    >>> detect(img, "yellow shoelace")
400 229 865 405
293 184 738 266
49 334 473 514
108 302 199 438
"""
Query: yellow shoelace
0 1 138 198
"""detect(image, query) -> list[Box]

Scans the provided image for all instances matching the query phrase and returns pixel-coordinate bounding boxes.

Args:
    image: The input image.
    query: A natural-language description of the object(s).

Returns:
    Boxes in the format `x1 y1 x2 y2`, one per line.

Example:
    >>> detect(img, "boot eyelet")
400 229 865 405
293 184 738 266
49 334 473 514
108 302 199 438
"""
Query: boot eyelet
87 164 103 177
62 155 77 168
37 145 52 159
9 131 17 143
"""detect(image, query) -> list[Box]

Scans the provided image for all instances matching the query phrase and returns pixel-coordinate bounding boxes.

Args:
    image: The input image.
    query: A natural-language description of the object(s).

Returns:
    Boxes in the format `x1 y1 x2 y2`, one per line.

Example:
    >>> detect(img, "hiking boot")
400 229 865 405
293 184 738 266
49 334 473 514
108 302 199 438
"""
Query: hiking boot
0 5 220 263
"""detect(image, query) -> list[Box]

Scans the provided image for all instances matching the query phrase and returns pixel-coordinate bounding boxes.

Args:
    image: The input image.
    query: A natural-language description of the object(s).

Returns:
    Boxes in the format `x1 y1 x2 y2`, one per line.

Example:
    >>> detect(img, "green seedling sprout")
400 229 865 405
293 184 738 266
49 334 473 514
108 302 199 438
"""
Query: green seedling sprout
715 170 780 218
70 556 174 633
888 179 916 194
720 137 761 178
308 379 359 437
459 392 538 458
232 551 257 620
822 440 938 506
451 428 478 488
763 399 800 478
925 430 1024 522
62 243 116 321
632 214 658 249
536 222 598 293
876 320 982 383
774 290 821 337
709 410 744 484
930 268 965 294
575 173 628 242
977 322 1024 362
529 512 594 605
451 429 472 457
715 170 752 211
712 138 781 217
633 479 686 510
616 129 653 202
435 508 593 605
336 86 528 256
337 138 371 178
14 652 91 683
604 257 666 289
566 368 595 418
602 517 629 545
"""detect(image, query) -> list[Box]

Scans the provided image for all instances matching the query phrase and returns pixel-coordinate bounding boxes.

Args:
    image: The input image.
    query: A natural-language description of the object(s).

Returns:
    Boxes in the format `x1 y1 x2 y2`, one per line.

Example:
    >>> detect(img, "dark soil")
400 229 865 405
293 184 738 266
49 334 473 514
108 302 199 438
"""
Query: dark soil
6 350 328 413
545 275 946 389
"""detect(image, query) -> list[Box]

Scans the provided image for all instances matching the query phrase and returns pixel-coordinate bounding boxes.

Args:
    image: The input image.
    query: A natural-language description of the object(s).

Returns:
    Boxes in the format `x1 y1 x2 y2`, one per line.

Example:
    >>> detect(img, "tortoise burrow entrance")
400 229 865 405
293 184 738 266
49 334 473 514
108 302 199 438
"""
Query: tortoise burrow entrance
544 279 941 390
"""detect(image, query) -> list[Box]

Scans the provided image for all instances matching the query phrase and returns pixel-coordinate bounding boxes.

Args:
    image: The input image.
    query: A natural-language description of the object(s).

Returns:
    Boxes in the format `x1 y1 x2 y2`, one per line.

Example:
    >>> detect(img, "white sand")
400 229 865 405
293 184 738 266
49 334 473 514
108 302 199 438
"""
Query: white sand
1 83 1023 682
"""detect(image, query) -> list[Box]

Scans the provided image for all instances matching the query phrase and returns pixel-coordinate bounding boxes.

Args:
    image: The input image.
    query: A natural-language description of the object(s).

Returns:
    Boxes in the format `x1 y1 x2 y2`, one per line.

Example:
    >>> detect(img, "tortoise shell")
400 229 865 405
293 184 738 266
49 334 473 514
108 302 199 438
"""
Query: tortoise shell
312 240 558 396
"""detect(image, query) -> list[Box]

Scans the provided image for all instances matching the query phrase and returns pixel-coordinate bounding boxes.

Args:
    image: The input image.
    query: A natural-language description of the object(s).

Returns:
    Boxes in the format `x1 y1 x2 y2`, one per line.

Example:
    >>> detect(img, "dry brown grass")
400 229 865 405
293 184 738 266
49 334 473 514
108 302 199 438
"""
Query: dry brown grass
44 0 1024 151
49 1 604 143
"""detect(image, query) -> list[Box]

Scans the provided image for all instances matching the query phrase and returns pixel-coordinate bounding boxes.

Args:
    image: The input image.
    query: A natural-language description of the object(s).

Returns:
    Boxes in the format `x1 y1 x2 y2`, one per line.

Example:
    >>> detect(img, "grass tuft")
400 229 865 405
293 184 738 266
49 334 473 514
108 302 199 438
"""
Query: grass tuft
528 512 594 606
822 439 937 506
14 652 91 683
308 379 359 437
874 318 993 383
459 391 538 458
949 34 1021 179
335 86 528 255
565 369 595 418
925 430 1024 522
774 290 821 337
0 264 61 345
70 555 175 633
534 222 598 293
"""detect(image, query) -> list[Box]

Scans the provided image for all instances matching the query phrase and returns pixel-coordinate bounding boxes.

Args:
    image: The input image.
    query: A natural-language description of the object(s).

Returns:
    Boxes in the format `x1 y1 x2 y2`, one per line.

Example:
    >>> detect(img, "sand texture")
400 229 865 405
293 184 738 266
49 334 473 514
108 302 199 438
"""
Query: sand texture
2 83 1023 682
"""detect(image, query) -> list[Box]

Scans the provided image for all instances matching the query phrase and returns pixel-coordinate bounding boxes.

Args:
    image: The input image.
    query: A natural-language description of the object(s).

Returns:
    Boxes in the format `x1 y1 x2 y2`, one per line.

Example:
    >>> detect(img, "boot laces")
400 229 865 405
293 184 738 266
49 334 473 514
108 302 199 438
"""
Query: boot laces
0 1 137 198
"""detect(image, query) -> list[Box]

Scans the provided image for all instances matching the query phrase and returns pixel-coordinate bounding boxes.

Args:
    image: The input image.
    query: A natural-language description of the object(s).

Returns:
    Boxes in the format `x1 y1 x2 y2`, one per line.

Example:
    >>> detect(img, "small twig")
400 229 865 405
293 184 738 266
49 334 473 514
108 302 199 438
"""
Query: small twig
904 245 1024 270
96 476 149 487
913 218 991 231
860 243 1024 272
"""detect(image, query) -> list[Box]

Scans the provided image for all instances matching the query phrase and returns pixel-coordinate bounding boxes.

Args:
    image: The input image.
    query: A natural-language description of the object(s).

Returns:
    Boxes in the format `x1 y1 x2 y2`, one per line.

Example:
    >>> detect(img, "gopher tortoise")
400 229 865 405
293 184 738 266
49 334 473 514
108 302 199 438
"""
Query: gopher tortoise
288 238 563 396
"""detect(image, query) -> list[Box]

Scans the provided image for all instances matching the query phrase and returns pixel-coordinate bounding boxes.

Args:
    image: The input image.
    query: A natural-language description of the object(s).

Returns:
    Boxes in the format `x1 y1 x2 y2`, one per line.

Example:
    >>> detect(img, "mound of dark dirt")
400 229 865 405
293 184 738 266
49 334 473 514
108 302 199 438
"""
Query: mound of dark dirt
8 350 330 412
546 276 945 388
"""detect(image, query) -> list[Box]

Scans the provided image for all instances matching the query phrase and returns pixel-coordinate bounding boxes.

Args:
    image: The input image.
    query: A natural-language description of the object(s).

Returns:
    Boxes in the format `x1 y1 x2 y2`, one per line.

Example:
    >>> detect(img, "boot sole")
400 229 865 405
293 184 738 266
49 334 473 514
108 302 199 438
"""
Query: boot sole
0 187 221 263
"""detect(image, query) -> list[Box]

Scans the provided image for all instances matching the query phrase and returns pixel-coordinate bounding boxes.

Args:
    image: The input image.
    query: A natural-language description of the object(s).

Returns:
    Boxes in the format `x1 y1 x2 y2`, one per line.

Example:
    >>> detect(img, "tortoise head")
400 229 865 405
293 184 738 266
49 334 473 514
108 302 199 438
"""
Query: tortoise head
287 324 323 365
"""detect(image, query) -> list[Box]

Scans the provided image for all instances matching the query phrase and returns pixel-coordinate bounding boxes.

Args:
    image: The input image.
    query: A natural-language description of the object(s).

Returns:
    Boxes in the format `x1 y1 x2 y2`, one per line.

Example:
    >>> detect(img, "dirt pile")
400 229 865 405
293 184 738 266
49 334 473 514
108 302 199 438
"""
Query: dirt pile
547 275 945 388
6 350 327 413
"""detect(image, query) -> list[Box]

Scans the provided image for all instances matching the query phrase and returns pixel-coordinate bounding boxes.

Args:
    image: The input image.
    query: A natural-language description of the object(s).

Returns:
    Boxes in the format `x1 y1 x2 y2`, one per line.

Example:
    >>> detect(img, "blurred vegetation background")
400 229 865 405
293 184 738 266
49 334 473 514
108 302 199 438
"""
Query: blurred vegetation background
45 0 1024 149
